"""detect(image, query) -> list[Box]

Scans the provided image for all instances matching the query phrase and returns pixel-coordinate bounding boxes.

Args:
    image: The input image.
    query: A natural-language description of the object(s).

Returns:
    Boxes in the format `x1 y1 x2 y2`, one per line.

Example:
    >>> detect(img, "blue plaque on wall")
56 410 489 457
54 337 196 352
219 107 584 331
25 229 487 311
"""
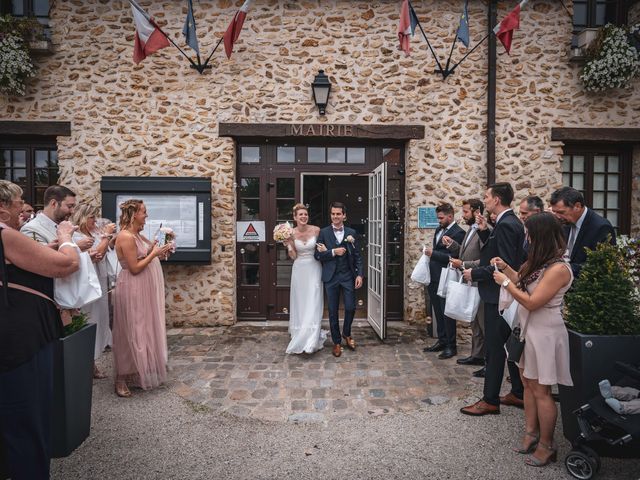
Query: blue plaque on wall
418 207 438 229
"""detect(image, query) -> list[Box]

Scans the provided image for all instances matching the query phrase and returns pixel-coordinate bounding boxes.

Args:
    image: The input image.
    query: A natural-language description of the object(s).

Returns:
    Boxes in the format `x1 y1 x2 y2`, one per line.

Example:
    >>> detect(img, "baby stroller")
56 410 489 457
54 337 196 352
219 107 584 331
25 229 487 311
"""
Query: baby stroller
565 362 640 479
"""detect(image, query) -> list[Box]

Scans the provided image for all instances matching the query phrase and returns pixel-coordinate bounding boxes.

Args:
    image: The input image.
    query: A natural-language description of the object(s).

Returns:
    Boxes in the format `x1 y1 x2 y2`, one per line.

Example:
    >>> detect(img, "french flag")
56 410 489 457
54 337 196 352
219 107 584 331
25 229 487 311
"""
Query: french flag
224 0 253 59
493 0 528 55
129 0 169 64
398 0 419 57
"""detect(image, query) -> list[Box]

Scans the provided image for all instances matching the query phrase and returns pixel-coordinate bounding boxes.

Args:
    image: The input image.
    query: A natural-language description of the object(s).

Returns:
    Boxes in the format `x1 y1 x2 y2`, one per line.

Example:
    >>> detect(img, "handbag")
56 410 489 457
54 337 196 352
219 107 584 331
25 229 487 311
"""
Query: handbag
444 277 481 323
505 323 527 363
437 264 461 298
410 253 431 285
54 248 102 309
105 247 120 289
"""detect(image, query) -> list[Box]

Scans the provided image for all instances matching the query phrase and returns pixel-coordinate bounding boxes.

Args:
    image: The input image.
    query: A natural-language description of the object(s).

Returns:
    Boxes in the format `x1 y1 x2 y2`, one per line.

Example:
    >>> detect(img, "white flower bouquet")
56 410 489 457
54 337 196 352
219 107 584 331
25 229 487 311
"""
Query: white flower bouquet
273 222 293 242
157 226 177 252
581 23 640 92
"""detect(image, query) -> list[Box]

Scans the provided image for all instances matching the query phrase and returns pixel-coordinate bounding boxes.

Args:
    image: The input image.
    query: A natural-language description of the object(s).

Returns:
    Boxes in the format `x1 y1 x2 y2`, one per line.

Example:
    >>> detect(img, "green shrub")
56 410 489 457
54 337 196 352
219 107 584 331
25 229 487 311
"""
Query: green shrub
63 311 90 337
565 241 640 335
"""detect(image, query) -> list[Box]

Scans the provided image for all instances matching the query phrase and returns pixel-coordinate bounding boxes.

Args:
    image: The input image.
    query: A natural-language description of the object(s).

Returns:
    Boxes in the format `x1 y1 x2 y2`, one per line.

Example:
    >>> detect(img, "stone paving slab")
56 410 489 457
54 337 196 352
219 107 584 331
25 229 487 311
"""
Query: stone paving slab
166 324 482 423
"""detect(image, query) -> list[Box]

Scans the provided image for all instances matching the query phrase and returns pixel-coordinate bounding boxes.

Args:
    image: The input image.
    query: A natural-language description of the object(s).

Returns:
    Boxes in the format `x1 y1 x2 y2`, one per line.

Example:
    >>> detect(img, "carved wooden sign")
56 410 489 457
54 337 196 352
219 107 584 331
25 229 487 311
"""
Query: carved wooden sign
218 123 425 140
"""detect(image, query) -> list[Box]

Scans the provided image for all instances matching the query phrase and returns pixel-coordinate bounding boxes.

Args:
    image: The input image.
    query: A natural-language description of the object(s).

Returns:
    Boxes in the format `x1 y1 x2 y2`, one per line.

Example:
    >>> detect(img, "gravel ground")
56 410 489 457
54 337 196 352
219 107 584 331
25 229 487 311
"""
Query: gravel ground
51 375 640 480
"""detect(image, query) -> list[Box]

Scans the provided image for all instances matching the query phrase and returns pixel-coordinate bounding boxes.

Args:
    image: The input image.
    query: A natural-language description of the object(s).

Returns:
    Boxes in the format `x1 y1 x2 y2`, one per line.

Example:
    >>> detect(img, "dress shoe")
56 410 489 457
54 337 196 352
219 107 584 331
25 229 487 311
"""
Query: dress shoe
438 348 457 359
500 392 525 408
342 335 356 351
456 356 484 366
332 344 342 358
423 341 446 353
460 400 500 416
472 367 485 378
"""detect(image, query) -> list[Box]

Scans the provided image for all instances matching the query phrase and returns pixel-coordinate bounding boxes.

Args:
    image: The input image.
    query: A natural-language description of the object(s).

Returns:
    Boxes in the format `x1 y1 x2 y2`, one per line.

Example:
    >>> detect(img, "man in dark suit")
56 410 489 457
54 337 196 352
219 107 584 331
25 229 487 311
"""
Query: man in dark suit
447 199 487 373
518 195 544 265
423 203 466 359
314 202 364 358
550 186 616 278
460 183 525 416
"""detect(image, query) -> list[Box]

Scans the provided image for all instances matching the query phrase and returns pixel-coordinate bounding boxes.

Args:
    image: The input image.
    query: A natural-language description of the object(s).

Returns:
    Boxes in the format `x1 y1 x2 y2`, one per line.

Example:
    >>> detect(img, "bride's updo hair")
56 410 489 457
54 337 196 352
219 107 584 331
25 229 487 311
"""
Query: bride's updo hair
292 203 308 217
119 199 144 229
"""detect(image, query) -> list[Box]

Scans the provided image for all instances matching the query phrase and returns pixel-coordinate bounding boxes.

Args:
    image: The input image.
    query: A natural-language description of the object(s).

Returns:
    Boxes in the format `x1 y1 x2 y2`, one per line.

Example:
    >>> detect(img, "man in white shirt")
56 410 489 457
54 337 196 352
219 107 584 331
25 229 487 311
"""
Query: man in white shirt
21 185 93 251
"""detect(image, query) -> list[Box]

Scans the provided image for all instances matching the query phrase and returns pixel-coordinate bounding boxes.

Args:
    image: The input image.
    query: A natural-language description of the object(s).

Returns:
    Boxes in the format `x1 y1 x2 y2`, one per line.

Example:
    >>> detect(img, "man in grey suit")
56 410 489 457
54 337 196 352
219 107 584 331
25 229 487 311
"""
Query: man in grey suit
444 199 487 375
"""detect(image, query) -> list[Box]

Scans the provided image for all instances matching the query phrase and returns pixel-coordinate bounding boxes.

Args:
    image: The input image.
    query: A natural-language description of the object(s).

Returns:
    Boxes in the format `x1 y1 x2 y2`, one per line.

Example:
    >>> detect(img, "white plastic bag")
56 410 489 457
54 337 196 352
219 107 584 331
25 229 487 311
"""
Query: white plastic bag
54 248 102 309
444 278 481 323
437 265 461 298
410 254 431 285
499 287 521 329
105 247 120 288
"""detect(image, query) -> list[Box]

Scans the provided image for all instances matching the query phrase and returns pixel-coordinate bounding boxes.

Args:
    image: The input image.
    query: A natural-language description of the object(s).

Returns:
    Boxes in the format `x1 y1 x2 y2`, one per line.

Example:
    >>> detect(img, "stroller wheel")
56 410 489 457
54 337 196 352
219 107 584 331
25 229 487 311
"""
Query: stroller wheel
565 450 597 480
577 445 601 473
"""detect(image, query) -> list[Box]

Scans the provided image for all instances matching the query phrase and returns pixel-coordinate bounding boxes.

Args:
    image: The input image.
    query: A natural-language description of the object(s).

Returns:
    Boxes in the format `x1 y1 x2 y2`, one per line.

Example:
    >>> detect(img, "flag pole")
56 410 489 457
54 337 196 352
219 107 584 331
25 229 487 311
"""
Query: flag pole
443 34 459 78
446 32 490 77
558 0 573 21
410 3 445 77
201 36 225 70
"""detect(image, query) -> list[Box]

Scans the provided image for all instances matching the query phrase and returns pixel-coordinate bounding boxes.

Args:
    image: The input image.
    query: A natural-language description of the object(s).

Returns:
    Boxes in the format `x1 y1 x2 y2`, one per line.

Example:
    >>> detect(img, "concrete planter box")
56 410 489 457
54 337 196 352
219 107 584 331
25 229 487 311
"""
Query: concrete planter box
576 28 600 49
559 329 640 457
51 323 96 458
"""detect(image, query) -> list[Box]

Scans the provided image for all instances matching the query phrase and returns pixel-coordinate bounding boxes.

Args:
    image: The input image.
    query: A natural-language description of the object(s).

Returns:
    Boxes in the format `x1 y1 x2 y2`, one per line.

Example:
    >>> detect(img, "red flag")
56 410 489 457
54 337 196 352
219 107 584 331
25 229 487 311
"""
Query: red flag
493 0 528 55
129 0 169 64
397 0 418 56
224 0 253 59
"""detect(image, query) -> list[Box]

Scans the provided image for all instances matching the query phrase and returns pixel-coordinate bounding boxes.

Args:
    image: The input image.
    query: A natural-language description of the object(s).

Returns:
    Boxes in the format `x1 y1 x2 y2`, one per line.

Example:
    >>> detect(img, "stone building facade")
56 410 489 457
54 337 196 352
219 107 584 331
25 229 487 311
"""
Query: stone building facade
2 0 639 328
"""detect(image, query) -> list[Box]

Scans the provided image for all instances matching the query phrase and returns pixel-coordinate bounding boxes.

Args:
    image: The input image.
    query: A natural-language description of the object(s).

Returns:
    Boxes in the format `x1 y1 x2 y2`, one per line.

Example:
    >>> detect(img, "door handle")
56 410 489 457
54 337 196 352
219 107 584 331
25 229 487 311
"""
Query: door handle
266 182 275 190
267 243 275 250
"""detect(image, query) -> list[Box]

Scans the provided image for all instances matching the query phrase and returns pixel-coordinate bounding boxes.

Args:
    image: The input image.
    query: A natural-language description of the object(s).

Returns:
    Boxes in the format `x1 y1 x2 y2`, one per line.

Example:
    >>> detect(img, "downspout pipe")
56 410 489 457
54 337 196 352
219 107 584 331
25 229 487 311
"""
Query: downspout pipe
487 0 497 186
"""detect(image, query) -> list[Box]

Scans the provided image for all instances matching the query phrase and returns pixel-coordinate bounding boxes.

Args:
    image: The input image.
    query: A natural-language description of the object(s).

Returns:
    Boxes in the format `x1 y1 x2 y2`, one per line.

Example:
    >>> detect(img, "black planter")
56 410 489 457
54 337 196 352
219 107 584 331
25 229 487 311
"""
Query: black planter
559 329 640 457
51 323 96 458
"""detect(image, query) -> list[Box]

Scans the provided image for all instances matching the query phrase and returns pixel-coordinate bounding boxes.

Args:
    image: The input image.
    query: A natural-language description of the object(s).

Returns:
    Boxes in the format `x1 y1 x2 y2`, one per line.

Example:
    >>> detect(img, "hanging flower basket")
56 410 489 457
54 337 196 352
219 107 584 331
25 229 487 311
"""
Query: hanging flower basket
0 15 44 97
581 23 640 92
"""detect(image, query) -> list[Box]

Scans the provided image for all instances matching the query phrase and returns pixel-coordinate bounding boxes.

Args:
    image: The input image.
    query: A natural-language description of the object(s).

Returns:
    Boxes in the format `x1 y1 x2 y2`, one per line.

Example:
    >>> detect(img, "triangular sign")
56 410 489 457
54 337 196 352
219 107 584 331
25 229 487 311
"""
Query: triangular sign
243 223 259 237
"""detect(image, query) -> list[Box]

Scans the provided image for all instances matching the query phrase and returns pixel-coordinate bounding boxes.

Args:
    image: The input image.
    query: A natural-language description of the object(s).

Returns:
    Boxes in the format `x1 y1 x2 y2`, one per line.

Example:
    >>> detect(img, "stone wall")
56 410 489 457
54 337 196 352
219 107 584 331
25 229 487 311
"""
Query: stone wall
2 0 639 325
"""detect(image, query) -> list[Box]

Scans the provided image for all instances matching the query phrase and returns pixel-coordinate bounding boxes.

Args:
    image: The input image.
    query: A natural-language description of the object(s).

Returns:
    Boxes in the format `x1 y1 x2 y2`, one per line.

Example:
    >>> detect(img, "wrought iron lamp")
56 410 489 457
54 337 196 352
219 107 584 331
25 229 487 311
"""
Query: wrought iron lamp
311 70 331 115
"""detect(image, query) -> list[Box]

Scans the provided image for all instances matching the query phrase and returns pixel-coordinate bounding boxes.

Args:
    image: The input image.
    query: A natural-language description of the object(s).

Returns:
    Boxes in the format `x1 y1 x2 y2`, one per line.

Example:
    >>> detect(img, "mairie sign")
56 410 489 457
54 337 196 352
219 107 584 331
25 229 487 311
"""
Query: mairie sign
236 221 265 242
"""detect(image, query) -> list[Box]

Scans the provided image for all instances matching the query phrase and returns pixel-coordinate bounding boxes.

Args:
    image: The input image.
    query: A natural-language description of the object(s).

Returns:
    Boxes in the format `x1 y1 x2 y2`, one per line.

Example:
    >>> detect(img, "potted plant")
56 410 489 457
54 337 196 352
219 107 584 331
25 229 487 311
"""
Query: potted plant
51 311 97 458
559 241 640 450
581 23 640 92
0 14 50 96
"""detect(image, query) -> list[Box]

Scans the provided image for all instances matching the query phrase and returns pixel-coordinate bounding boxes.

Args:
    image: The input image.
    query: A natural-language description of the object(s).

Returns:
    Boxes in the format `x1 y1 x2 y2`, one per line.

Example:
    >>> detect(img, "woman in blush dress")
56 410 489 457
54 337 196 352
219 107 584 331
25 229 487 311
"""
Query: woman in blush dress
71 204 116 379
492 212 573 468
285 203 327 354
112 200 173 397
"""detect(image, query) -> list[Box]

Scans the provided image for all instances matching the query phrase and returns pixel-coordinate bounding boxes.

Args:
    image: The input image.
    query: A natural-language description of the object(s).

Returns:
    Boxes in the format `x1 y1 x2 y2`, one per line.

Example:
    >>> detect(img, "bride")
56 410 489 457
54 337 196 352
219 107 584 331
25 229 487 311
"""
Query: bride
285 203 327 354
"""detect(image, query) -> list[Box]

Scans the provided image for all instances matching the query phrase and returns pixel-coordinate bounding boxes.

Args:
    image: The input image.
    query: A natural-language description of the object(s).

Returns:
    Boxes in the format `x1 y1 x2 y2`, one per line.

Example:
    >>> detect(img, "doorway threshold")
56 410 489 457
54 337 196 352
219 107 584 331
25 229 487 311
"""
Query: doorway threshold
234 320 408 328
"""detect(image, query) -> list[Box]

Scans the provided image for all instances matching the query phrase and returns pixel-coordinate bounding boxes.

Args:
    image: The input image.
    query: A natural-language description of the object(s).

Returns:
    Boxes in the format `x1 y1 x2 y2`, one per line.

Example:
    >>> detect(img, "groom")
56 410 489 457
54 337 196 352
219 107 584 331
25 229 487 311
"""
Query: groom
314 202 364 358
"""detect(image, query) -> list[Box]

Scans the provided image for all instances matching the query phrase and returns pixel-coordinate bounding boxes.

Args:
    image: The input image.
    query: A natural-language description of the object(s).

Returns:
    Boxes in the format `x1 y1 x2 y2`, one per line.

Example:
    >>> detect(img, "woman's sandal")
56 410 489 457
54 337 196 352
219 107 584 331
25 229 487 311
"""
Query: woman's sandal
115 381 131 398
525 442 557 467
512 431 539 454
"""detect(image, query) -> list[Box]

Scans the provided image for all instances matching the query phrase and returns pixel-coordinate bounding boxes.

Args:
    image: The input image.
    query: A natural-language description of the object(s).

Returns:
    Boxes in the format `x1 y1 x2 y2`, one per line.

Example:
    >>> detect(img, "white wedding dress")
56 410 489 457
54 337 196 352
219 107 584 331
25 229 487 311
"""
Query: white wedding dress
286 237 327 354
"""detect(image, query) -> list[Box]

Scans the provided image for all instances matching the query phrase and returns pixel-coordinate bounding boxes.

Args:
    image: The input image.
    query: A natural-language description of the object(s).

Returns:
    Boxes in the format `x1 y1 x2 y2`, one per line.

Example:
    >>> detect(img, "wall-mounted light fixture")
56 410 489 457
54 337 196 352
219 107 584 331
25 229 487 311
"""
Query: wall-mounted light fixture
311 70 331 115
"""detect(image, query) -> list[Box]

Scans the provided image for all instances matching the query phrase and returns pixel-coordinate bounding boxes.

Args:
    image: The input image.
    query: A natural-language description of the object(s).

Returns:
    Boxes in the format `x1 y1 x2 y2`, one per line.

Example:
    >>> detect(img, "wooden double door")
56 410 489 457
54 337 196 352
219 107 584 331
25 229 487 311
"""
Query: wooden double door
236 141 405 324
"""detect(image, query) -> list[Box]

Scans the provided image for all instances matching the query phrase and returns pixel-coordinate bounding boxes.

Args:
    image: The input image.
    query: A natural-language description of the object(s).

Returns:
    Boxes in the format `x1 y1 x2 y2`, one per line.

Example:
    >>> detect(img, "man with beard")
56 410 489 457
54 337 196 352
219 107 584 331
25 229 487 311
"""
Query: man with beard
21 185 93 251
445 199 488 376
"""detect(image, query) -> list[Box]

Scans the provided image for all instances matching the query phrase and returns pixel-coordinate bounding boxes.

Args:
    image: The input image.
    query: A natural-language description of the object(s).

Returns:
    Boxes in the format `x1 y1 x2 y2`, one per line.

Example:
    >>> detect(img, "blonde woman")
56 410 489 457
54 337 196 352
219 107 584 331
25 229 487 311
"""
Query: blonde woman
112 200 173 397
70 204 116 378
0 180 79 479
284 203 327 354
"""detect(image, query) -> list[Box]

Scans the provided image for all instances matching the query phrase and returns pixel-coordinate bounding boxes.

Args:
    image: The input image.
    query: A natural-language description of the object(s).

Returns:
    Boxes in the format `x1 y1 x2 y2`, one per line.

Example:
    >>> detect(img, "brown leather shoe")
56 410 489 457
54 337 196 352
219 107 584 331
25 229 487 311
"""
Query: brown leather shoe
460 400 500 416
342 335 356 351
500 392 525 408
332 344 342 357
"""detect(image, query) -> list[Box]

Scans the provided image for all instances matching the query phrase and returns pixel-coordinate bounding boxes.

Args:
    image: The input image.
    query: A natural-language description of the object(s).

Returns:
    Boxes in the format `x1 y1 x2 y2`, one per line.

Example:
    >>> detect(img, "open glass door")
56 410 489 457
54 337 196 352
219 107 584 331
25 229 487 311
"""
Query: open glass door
367 162 387 339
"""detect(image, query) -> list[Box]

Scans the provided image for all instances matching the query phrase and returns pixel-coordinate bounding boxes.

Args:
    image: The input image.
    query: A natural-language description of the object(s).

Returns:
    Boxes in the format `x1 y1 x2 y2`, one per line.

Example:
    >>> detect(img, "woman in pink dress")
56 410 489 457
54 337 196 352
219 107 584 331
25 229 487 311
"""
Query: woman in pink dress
113 199 173 397
492 212 573 468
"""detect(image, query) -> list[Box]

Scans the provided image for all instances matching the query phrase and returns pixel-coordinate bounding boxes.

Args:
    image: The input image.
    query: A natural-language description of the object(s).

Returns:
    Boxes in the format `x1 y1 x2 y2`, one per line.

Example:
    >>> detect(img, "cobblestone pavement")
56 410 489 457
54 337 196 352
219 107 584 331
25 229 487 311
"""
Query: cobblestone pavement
167 322 481 423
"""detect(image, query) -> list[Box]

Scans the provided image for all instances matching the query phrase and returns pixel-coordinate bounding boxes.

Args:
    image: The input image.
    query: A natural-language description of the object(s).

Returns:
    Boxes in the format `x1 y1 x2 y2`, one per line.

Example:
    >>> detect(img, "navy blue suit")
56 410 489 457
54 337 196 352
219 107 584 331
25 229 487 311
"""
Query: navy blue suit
314 225 363 345
566 208 616 278
471 210 525 406
426 223 465 349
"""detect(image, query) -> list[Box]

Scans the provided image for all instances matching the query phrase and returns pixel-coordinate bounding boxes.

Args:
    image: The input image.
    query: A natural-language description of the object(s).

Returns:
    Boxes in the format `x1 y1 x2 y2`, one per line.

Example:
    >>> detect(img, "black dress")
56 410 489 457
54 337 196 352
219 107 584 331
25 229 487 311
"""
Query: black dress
0 226 62 372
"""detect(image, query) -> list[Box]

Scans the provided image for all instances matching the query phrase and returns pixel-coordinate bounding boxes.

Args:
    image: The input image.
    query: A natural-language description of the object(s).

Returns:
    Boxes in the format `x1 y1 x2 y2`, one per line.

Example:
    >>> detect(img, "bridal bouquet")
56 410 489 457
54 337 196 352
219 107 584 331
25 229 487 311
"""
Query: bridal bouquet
273 222 293 243
157 226 177 253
